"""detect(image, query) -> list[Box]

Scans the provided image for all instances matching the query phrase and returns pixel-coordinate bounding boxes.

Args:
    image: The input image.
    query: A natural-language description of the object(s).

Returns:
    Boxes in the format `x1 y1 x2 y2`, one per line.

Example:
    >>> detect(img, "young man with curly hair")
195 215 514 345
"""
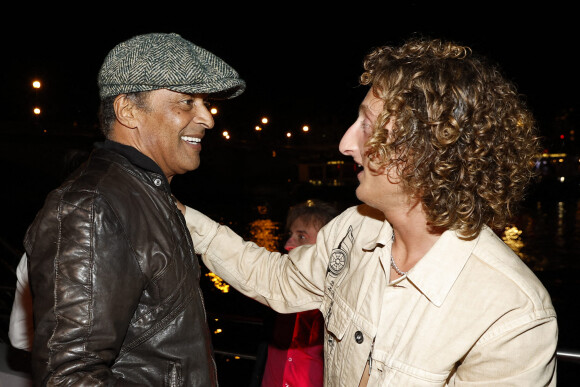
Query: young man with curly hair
181 37 557 385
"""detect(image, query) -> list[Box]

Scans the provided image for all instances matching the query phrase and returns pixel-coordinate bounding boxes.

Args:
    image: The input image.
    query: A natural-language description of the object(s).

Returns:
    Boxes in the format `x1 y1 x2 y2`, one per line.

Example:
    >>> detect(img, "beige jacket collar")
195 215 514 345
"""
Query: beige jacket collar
408 229 480 307
362 219 480 307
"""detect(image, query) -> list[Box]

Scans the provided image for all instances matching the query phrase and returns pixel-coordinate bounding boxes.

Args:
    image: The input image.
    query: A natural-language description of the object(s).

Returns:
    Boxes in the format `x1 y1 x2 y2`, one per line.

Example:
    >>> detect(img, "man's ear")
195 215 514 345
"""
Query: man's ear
113 94 139 129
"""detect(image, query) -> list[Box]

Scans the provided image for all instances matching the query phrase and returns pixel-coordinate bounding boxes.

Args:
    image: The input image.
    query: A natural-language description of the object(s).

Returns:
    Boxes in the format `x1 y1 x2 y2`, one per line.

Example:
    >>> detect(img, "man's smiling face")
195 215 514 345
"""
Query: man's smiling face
133 89 214 181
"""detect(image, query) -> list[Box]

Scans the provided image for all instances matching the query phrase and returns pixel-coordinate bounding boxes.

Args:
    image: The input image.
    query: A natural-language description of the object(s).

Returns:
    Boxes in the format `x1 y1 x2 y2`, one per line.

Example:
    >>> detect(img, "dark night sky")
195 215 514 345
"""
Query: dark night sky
2 4 578 140
0 4 578 257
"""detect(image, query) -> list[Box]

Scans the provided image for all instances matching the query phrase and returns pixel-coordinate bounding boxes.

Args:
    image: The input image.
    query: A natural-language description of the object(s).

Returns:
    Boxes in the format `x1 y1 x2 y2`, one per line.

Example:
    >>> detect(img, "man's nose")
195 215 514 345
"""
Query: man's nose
195 104 215 129
284 238 297 252
339 124 357 156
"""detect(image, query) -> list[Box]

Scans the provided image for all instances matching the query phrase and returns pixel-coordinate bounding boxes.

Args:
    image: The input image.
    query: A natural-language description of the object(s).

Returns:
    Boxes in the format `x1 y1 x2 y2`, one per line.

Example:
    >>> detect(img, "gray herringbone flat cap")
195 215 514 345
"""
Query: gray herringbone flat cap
98 33 245 99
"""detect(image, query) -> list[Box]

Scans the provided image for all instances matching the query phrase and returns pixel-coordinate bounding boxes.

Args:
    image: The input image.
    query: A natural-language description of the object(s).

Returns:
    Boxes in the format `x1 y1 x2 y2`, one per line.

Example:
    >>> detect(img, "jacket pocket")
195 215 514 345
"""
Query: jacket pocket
371 350 449 385
325 296 353 341
324 295 355 372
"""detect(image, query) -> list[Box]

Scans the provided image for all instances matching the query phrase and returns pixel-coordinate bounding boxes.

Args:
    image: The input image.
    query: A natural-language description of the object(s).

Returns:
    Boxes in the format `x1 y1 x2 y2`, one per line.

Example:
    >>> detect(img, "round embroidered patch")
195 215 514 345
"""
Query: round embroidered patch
328 248 347 276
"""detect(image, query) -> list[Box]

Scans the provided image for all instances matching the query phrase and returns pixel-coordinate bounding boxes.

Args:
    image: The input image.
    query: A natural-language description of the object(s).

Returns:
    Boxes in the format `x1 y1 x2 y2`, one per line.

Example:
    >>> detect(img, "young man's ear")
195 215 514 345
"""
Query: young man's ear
113 94 139 129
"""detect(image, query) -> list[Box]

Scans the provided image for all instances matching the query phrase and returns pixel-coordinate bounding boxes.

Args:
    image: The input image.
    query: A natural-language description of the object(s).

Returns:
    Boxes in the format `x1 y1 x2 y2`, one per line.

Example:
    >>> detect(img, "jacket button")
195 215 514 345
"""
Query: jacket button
355 330 364 344
153 178 162 186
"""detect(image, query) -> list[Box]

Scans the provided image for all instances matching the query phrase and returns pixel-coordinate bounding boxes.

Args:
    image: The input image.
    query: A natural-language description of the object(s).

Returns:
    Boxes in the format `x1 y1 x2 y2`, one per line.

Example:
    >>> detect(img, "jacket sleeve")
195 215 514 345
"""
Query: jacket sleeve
8 253 34 351
184 206 327 313
452 311 557 385
27 192 147 386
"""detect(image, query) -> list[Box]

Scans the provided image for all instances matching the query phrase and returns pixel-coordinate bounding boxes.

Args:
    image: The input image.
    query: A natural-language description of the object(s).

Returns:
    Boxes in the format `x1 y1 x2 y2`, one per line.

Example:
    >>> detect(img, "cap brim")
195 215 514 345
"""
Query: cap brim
167 78 246 100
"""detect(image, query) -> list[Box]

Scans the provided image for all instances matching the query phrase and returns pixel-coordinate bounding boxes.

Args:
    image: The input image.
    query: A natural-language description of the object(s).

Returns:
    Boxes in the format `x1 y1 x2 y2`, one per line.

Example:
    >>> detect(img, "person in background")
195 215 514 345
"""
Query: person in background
181 37 557 385
259 199 338 387
8 254 33 352
23 32 244 385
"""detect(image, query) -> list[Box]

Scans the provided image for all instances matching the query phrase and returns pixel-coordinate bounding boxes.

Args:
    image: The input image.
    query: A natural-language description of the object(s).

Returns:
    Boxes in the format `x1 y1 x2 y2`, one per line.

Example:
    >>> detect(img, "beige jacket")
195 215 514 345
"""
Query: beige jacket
185 204 557 386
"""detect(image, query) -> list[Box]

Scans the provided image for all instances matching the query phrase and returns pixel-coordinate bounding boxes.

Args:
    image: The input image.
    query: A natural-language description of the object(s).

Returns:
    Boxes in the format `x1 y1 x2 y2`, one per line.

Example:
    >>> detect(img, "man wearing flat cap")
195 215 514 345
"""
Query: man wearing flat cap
24 32 245 385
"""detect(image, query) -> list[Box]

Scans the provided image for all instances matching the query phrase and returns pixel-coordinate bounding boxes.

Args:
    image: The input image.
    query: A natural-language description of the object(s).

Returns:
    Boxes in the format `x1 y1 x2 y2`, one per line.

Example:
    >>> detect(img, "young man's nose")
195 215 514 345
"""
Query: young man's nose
339 124 357 156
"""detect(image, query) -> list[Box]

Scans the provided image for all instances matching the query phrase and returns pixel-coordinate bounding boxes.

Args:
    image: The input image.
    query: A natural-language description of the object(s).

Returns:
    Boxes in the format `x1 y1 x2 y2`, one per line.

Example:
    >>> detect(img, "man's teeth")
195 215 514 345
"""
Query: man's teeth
181 136 201 144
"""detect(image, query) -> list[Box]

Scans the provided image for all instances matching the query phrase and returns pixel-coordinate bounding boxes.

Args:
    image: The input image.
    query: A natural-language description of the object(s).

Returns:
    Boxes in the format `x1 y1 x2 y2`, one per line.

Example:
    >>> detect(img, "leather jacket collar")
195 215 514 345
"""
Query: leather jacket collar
98 140 170 187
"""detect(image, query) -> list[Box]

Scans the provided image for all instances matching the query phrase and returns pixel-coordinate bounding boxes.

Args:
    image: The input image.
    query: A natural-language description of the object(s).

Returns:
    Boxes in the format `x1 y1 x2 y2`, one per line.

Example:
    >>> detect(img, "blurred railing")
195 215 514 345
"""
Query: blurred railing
212 349 579 363
557 350 580 363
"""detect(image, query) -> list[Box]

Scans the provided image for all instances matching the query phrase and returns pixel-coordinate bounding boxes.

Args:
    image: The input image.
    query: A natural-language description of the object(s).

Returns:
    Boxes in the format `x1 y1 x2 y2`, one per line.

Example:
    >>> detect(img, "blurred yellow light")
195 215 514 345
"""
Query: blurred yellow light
248 218 282 252
261 117 268 124
302 125 309 132
214 328 222 334
210 107 218 115
255 126 262 131
32 80 41 89
205 272 230 293
33 107 41 115
502 226 525 259
286 132 292 138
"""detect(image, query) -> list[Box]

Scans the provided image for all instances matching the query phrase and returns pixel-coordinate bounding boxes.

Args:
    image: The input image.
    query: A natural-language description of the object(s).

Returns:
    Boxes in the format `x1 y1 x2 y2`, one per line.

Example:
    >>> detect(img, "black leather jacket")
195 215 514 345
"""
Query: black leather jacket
25 141 217 386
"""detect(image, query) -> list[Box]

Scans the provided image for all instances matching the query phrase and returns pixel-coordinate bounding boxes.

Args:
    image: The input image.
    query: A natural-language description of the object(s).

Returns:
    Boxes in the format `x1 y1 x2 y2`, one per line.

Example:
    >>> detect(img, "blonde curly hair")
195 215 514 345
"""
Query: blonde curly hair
361 38 540 239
